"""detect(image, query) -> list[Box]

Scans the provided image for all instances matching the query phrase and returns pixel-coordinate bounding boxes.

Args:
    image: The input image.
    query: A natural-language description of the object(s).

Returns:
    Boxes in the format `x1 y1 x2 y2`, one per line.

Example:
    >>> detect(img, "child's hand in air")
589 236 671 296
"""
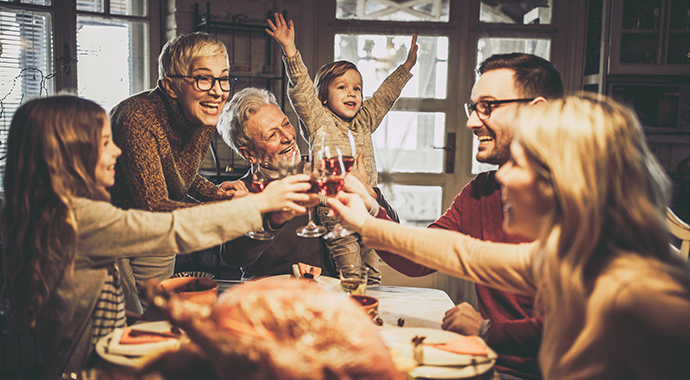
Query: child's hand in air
403 34 419 71
266 12 297 58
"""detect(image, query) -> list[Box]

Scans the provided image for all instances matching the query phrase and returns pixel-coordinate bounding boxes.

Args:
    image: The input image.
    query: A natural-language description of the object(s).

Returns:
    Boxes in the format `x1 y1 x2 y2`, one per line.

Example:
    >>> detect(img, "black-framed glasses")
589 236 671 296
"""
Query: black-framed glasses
169 75 237 92
464 98 535 120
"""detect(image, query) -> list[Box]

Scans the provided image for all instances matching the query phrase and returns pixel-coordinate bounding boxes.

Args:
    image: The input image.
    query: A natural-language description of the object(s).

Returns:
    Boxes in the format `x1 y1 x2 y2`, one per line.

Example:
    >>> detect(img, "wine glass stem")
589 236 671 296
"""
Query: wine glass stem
307 207 317 227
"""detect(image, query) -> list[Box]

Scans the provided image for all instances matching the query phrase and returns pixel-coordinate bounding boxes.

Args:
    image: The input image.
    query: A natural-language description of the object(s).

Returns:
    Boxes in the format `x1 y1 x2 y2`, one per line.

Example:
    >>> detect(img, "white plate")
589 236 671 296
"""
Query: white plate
95 321 182 368
379 327 496 379
252 273 340 289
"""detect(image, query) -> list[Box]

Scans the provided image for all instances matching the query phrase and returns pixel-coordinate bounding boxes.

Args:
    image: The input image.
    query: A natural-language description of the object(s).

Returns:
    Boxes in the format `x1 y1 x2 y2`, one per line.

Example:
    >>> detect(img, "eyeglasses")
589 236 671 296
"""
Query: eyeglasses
464 98 535 120
169 75 237 92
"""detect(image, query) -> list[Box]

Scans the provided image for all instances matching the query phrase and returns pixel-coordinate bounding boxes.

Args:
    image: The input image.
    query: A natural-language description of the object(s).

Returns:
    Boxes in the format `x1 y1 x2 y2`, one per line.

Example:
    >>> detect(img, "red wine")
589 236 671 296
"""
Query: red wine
251 179 272 193
307 178 322 193
323 156 354 175
320 177 344 197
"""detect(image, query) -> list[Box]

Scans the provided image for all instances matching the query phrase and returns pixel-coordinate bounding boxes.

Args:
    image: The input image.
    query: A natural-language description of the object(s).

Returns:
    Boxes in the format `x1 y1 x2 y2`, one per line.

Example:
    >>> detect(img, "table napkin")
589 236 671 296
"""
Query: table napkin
106 325 181 357
429 336 488 356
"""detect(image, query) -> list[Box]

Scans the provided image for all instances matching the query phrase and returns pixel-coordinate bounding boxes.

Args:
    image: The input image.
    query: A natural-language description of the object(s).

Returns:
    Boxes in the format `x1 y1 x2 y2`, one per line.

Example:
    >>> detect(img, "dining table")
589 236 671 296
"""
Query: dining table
96 278 499 380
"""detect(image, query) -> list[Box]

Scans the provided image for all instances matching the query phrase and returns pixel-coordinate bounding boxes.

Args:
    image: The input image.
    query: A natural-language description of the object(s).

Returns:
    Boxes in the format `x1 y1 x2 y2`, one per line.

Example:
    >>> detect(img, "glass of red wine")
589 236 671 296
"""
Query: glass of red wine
295 155 328 238
322 146 356 240
246 162 275 241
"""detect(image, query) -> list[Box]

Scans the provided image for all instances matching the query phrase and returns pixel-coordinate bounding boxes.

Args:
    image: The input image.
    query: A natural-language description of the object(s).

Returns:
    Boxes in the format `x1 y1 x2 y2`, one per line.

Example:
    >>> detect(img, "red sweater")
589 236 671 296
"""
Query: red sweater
376 171 542 379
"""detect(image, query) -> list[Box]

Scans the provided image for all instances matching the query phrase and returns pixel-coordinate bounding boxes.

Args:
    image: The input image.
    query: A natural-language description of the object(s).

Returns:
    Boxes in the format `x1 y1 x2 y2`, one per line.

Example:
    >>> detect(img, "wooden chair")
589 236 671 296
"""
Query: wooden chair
666 208 690 262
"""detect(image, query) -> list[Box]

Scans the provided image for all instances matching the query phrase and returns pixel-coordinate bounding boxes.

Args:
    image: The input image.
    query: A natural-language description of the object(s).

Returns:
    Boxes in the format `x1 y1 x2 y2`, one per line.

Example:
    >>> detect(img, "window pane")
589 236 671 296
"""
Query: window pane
111 0 147 17
76 15 148 112
0 8 53 194
335 34 448 99
336 0 449 22
480 0 552 24
471 36 551 174
378 185 442 227
77 0 103 12
78 0 147 16
20 0 51 4
374 111 445 174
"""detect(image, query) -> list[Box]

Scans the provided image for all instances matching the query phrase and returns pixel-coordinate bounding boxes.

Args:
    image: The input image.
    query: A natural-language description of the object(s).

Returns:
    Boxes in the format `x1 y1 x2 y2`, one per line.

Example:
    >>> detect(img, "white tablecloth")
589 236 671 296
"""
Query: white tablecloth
368 285 455 330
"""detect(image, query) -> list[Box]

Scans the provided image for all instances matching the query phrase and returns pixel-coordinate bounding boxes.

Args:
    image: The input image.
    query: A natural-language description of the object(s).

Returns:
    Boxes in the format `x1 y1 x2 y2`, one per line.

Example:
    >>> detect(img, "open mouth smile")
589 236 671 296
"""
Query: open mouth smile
279 145 295 155
200 101 221 113
477 135 494 144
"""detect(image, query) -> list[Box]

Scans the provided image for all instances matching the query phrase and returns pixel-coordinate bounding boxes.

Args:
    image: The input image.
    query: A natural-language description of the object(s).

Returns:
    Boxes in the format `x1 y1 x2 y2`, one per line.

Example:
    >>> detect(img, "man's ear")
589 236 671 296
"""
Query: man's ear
239 147 257 164
530 96 547 106
161 77 178 99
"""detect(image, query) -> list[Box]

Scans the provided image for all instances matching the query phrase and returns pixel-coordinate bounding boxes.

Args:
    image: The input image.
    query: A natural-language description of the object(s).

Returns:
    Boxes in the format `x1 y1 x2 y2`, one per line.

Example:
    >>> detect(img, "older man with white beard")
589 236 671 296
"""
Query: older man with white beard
217 87 397 280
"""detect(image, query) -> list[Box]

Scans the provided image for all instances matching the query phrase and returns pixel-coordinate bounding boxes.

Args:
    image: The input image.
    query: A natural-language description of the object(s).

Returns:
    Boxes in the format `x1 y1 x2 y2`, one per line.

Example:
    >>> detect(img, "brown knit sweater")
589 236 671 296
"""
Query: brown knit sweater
108 83 218 211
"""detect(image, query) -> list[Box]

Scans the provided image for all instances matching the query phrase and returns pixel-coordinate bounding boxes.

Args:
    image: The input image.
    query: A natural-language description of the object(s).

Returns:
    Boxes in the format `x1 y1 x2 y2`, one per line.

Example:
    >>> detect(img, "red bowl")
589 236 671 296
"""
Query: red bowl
158 277 219 306
351 295 379 319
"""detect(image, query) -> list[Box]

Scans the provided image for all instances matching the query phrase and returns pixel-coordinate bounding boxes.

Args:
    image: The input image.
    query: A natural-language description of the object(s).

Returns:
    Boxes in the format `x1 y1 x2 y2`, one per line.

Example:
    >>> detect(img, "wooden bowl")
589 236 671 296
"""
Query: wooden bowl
351 295 379 319
158 277 218 306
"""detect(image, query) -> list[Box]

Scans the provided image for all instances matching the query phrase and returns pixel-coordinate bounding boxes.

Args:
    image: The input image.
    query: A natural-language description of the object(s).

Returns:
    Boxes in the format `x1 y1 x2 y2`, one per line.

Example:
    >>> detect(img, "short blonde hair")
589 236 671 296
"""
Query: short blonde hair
158 32 229 82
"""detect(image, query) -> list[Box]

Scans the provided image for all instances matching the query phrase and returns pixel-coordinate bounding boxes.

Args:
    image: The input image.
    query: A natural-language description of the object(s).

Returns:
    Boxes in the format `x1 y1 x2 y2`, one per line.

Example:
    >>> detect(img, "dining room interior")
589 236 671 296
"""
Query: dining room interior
1 0 690 378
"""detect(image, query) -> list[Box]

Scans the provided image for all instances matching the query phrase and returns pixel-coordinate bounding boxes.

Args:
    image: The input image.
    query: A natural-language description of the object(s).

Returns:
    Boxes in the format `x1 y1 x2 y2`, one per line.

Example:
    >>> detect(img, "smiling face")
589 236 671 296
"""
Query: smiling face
164 55 230 127
466 68 522 166
243 104 298 165
323 69 363 120
95 118 122 190
495 141 551 239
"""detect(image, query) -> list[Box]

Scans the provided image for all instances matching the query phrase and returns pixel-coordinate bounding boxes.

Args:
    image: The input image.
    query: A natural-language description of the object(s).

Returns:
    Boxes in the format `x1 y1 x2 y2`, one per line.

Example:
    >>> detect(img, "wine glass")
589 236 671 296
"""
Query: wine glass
245 162 275 241
323 145 356 240
295 154 327 238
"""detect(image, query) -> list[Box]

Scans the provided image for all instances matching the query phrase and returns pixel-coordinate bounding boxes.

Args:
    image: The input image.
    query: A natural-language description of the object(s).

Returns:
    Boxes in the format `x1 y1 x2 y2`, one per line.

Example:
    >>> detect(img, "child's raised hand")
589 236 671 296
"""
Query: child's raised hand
403 33 419 71
265 12 297 58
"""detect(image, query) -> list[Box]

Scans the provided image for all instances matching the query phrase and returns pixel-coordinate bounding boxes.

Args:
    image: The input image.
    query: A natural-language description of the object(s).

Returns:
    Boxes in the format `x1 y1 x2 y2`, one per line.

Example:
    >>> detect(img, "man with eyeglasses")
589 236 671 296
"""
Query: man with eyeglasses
108 32 245 315
377 53 563 380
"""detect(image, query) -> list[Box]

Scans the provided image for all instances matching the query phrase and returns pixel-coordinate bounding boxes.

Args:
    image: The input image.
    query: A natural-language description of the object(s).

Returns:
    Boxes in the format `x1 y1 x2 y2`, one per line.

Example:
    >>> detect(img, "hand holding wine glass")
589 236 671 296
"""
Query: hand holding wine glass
326 192 369 233
253 173 314 214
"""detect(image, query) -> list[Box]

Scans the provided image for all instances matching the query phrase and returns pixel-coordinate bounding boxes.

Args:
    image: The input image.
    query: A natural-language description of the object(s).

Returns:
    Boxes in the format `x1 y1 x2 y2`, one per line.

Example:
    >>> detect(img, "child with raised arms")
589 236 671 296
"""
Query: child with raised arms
266 13 418 283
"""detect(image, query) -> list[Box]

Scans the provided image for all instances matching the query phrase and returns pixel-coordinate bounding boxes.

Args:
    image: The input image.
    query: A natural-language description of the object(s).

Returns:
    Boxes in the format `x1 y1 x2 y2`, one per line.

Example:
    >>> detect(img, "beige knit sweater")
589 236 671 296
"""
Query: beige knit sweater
284 51 412 187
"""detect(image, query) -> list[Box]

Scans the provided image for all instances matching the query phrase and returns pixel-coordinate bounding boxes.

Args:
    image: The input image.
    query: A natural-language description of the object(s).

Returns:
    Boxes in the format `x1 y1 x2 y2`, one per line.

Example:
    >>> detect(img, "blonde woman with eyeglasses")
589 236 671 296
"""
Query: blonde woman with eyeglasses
108 32 248 314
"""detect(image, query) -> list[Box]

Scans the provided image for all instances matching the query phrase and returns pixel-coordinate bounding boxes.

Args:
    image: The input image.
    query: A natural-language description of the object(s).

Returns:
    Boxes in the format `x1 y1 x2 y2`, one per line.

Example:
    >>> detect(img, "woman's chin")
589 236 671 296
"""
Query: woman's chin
503 220 539 240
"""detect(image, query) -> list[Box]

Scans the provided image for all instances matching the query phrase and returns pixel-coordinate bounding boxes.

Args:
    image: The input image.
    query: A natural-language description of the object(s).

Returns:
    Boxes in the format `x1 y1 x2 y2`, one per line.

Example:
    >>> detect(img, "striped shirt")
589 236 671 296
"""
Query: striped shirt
91 264 126 345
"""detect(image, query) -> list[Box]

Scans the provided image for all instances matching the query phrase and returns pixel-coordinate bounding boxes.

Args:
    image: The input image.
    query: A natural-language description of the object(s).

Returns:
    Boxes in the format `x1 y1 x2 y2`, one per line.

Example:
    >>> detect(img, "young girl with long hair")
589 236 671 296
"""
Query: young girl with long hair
329 93 690 379
1 95 313 379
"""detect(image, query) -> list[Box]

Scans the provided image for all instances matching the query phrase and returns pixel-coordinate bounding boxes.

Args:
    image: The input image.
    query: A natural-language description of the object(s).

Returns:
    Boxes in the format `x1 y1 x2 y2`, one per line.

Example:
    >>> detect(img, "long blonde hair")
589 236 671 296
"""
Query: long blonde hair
2 96 109 329
515 93 686 373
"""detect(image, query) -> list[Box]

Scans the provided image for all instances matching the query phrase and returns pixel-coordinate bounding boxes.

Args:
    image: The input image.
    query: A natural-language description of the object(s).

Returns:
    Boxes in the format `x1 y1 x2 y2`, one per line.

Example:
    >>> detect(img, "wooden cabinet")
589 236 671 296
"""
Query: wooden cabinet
609 0 690 75
583 0 690 221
